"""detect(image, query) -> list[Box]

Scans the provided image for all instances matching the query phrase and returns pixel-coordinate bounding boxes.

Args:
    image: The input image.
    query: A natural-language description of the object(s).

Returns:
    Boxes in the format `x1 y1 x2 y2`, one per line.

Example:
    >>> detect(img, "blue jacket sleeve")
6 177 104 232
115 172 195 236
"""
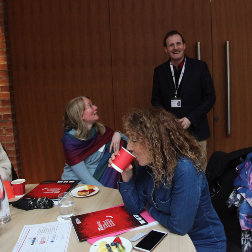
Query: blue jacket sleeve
118 165 148 215
147 161 202 236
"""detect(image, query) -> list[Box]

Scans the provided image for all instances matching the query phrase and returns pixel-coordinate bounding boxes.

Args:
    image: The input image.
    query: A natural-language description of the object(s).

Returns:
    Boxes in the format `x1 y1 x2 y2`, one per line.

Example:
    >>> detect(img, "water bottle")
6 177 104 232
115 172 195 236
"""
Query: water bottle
0 175 11 224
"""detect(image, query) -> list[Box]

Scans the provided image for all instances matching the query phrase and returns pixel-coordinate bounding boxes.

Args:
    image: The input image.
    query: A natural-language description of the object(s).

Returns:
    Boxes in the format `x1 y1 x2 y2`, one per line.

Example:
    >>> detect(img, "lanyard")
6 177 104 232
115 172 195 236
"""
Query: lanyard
170 57 186 98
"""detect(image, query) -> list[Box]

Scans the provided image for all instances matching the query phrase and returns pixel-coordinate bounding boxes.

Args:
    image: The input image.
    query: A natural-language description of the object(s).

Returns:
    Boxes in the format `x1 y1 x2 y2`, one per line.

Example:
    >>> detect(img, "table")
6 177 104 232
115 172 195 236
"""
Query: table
1 184 196 252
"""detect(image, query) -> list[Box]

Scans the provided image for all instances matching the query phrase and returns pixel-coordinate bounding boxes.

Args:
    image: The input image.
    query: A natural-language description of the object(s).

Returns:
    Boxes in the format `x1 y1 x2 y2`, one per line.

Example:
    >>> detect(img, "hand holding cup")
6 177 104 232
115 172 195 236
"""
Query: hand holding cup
110 147 135 173
109 147 135 182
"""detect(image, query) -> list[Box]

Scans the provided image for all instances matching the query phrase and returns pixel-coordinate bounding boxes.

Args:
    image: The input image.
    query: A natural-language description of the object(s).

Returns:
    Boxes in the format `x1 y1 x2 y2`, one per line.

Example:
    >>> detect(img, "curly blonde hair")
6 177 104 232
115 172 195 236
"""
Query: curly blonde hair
62 96 105 140
123 107 204 185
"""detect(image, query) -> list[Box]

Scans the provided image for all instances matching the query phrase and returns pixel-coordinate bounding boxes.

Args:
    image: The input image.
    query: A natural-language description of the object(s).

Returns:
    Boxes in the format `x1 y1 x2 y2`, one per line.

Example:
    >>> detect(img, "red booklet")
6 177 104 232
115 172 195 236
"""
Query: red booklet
21 180 79 201
71 205 148 241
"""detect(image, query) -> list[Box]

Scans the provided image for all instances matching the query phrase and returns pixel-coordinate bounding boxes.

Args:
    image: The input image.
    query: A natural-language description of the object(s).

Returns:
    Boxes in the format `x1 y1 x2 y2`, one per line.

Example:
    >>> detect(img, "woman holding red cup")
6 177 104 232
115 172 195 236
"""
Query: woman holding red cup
109 107 226 252
61 96 128 188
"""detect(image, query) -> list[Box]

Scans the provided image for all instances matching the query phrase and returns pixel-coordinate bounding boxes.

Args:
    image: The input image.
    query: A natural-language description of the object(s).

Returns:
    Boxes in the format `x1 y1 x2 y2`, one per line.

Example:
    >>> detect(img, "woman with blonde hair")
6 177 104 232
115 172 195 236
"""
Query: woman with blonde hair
110 107 226 251
61 96 128 188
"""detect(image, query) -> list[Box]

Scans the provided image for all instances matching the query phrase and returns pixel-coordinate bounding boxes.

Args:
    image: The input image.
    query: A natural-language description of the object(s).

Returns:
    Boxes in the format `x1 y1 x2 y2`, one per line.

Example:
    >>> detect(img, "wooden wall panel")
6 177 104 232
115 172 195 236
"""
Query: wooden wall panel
109 0 214 158
7 0 114 183
212 0 252 152
6 0 217 183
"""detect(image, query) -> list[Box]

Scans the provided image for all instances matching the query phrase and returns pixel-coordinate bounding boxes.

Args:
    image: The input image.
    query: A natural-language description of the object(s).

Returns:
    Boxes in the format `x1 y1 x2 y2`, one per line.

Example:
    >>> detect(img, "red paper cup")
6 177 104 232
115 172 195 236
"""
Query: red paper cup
111 147 135 173
11 179 25 196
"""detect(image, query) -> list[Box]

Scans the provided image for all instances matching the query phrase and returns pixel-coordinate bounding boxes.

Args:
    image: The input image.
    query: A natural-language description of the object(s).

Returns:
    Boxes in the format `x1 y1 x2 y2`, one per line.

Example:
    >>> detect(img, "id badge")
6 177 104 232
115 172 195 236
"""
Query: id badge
171 98 181 107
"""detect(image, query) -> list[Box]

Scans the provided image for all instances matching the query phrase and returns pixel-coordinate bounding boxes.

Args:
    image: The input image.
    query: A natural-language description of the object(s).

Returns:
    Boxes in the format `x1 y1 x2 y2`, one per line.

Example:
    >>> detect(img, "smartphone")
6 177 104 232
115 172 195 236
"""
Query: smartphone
133 229 168 252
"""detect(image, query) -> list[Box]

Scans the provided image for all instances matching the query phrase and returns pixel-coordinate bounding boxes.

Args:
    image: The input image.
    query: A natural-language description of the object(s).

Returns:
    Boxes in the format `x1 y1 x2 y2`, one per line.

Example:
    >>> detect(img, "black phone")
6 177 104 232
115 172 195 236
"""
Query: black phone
133 229 168 252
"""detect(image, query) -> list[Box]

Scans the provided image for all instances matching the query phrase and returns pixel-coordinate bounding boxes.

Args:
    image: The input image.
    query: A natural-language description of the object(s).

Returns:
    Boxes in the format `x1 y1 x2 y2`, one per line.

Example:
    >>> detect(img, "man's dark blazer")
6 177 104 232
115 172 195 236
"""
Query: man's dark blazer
151 56 216 141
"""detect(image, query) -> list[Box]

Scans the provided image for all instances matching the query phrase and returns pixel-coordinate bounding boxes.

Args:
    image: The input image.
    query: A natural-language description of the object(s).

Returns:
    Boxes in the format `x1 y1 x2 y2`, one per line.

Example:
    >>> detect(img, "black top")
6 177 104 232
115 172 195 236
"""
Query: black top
151 56 216 141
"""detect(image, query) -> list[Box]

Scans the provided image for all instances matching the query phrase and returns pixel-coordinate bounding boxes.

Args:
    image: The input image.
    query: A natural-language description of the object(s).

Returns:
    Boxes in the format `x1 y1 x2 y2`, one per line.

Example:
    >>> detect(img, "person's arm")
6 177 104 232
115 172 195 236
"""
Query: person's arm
109 131 129 153
64 128 103 186
151 68 164 108
146 161 201 236
71 161 103 186
118 164 148 215
178 117 191 129
186 62 216 127
119 132 128 142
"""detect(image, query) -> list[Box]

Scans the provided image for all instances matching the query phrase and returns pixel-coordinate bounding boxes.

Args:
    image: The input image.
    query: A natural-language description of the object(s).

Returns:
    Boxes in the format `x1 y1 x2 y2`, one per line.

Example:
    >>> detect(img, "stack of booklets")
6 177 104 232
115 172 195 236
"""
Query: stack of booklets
71 205 149 242
21 180 79 203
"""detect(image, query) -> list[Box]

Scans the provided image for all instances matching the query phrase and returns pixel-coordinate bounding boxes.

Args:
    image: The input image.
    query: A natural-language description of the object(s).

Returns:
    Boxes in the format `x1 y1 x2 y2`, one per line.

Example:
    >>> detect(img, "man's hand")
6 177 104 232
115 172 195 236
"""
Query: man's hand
178 117 191 129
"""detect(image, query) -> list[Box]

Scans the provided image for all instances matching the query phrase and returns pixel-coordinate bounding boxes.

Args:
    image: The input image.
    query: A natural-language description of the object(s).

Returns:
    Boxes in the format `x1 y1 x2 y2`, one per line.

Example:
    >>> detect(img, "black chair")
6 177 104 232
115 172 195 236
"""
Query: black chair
206 147 252 252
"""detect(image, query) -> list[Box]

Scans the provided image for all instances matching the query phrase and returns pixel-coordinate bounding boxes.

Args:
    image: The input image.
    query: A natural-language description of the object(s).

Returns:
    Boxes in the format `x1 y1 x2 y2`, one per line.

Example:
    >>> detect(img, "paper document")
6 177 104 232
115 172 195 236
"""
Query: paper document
12 221 72 252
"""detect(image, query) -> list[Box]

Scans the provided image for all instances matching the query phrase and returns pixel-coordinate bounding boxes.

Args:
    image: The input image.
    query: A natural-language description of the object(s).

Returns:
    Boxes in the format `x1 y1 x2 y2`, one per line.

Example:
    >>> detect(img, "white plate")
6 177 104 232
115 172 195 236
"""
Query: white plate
71 186 99 198
89 237 132 252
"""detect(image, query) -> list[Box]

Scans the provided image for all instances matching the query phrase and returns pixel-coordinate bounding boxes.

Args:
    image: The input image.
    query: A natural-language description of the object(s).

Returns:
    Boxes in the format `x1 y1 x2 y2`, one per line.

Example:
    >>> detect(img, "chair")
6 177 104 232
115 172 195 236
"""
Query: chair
206 147 252 252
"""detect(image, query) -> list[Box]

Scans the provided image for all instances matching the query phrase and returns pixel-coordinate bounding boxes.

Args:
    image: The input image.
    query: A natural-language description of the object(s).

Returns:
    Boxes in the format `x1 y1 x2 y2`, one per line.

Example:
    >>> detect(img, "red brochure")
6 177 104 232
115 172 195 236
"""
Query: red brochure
21 180 79 201
71 205 148 241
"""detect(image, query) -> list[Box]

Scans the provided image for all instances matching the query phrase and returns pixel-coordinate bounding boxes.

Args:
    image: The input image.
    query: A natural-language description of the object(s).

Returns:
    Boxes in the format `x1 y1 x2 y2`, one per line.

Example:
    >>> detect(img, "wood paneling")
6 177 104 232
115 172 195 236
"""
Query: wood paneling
7 0 114 183
109 0 214 157
6 0 220 183
212 0 252 152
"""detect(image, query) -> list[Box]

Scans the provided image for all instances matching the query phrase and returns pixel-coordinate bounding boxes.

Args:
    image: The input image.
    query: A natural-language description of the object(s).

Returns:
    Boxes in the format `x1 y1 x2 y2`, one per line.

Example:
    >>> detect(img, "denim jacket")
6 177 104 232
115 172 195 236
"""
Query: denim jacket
118 158 226 252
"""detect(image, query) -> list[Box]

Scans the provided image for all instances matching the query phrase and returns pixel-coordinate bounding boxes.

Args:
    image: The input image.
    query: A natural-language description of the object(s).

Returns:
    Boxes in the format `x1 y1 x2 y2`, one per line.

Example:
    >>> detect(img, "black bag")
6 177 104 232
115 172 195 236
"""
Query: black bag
10 197 54 211
206 147 252 250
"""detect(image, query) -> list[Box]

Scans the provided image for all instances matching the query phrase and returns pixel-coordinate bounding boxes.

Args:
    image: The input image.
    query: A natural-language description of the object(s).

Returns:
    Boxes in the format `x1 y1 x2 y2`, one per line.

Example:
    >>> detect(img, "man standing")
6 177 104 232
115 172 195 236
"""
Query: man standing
151 30 216 168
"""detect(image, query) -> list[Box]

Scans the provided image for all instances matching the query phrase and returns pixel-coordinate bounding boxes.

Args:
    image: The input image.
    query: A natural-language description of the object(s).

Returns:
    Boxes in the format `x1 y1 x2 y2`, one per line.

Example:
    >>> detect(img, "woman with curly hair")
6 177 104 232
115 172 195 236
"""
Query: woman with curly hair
61 96 128 188
110 107 226 252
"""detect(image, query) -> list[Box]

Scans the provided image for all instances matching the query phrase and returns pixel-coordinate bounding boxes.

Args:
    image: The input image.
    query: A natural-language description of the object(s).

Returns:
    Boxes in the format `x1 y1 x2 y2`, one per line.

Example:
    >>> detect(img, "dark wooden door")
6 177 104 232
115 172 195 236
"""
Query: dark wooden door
7 0 114 183
6 0 215 184
109 0 214 158
212 0 252 152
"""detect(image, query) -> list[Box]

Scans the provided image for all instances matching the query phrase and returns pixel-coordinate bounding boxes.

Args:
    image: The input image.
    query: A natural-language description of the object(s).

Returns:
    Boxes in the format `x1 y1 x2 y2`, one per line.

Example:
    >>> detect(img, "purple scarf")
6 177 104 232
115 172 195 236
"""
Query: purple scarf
61 126 114 166
61 126 123 189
